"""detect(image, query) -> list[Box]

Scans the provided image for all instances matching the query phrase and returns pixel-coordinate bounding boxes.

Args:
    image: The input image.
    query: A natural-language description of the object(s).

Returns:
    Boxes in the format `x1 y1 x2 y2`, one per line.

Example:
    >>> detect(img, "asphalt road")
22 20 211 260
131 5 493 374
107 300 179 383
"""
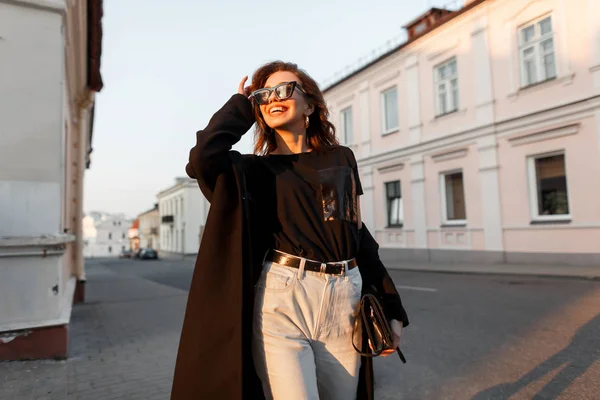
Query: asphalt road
103 257 600 400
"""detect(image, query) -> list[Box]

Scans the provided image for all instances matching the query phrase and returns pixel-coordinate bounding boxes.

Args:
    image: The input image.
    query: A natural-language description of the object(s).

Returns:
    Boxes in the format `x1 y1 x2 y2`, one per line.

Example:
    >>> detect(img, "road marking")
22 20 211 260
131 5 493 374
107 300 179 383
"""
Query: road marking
395 285 438 292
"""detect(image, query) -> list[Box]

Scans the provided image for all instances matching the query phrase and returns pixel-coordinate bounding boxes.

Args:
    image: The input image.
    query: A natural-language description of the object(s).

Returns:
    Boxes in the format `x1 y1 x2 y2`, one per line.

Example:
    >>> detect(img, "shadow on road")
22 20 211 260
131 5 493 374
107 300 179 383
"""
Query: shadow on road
472 313 600 400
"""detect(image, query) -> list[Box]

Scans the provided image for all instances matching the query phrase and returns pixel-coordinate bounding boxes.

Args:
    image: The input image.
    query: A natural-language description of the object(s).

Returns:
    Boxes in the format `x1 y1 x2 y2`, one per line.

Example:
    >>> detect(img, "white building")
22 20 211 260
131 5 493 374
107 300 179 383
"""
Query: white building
82 212 131 258
138 204 160 251
0 0 103 360
82 215 97 258
94 217 132 257
157 177 209 257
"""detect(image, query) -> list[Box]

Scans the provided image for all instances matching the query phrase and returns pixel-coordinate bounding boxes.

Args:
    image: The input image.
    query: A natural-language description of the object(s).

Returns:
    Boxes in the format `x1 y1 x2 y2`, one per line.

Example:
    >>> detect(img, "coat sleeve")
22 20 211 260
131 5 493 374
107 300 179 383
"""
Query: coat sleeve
356 224 409 327
185 94 255 201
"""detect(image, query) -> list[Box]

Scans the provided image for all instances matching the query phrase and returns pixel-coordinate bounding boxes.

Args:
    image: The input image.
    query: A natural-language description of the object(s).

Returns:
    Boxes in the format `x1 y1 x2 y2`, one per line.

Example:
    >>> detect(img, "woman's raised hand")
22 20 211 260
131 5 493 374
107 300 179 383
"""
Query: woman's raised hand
238 76 251 98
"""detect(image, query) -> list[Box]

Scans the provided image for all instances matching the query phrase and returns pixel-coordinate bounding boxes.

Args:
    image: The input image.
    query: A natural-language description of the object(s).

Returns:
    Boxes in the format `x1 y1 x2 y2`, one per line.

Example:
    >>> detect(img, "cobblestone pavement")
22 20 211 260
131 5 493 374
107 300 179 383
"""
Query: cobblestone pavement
0 260 187 400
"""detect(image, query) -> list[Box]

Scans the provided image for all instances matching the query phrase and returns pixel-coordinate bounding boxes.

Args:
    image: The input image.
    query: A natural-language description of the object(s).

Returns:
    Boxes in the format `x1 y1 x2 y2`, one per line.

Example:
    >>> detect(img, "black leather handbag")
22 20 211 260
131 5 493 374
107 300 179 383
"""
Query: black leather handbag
352 291 407 363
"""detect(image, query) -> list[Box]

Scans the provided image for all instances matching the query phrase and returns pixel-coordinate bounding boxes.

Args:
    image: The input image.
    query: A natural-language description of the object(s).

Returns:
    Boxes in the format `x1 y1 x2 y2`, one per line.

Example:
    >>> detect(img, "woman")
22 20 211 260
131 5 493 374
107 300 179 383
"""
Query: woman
171 61 409 400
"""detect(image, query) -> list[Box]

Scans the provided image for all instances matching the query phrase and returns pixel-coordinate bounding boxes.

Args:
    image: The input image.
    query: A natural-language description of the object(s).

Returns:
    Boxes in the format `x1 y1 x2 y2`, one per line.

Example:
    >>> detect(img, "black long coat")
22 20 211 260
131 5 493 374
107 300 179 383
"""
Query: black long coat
170 94 409 399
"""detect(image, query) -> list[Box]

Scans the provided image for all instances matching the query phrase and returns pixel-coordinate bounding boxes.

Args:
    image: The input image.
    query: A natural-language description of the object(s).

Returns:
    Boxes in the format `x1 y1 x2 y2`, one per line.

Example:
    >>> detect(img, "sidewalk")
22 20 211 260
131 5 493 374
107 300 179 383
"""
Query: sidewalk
388 261 600 280
0 262 188 400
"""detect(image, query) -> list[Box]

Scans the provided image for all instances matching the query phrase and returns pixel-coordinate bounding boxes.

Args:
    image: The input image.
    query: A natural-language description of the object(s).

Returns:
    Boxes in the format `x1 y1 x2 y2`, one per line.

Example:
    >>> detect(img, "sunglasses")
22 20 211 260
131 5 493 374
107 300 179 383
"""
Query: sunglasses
250 81 306 105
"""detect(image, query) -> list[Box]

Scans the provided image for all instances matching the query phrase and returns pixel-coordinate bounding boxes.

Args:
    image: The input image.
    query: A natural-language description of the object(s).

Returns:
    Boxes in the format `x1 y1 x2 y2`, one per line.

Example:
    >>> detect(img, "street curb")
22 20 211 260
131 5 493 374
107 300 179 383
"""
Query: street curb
387 265 600 281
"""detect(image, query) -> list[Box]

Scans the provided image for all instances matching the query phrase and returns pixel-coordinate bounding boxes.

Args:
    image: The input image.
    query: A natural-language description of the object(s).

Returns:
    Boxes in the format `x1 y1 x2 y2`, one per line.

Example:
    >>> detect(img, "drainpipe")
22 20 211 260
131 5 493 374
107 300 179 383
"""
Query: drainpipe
73 90 95 281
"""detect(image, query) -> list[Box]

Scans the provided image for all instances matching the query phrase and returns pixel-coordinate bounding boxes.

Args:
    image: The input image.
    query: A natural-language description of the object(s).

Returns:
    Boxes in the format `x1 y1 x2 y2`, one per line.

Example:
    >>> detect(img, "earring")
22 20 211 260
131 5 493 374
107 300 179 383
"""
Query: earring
305 115 310 129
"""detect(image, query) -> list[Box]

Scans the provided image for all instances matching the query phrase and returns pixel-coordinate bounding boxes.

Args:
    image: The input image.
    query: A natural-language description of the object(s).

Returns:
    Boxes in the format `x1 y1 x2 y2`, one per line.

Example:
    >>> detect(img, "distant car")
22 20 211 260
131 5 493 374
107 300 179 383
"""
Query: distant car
119 250 133 259
133 248 144 259
140 248 158 260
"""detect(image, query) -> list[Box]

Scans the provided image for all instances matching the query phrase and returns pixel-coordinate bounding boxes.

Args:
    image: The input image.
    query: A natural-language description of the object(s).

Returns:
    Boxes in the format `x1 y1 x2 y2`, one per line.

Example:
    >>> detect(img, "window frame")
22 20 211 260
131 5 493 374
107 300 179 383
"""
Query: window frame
340 106 354 145
380 86 399 135
385 180 403 228
439 169 467 226
518 15 557 88
526 150 571 222
434 57 459 116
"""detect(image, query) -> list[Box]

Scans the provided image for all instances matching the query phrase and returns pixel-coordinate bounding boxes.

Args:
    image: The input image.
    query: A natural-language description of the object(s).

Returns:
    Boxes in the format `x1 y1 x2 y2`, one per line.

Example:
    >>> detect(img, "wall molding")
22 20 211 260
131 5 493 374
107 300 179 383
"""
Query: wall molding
477 143 498 151
502 223 600 231
508 74 576 101
475 100 495 110
377 162 405 173
404 55 419 70
0 234 75 248
507 123 579 146
429 108 468 125
426 39 460 62
479 165 500 173
431 147 469 162
373 69 401 89
335 93 355 107
359 95 600 170
1 0 66 14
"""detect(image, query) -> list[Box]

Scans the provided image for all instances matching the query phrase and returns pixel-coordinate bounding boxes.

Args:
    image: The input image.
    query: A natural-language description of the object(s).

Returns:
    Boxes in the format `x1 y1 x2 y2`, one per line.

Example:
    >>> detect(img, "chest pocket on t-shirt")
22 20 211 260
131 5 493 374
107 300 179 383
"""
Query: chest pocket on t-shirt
317 166 358 224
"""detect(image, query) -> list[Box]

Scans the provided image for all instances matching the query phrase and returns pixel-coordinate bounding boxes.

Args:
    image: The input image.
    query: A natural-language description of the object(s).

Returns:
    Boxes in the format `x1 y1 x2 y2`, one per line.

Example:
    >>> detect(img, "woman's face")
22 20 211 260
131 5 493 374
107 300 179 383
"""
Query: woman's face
258 71 312 132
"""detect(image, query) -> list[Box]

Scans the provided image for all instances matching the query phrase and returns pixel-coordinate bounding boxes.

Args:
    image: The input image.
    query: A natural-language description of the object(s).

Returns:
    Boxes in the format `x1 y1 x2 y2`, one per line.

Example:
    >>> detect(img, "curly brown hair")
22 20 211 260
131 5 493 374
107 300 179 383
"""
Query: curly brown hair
249 61 338 155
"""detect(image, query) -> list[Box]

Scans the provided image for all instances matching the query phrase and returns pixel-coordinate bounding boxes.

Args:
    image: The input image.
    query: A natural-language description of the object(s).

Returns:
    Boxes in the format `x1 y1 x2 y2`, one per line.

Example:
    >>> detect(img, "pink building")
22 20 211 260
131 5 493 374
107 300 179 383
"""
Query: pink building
323 0 600 265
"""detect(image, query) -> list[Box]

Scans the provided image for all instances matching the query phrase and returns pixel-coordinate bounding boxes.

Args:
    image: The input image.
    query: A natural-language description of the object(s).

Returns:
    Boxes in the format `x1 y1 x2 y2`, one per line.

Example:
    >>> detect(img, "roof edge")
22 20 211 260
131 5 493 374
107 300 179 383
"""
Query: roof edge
323 0 488 93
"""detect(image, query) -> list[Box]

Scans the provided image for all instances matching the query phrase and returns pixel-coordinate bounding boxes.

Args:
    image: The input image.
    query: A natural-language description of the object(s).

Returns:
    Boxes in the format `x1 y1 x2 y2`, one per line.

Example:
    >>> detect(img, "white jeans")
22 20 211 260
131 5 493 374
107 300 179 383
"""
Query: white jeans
252 258 363 400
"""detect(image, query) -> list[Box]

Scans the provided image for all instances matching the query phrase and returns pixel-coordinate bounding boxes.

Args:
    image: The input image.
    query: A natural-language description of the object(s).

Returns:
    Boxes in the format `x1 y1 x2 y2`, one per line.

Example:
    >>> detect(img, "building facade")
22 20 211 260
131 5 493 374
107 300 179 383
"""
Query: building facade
94 217 132 257
157 177 209 257
0 0 103 360
323 0 600 265
129 219 140 252
82 214 97 258
137 205 160 251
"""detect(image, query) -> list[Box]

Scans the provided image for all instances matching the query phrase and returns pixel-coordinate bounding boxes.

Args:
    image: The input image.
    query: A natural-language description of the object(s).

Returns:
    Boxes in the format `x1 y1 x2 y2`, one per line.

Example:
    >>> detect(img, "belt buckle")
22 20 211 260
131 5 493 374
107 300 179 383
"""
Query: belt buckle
332 262 345 276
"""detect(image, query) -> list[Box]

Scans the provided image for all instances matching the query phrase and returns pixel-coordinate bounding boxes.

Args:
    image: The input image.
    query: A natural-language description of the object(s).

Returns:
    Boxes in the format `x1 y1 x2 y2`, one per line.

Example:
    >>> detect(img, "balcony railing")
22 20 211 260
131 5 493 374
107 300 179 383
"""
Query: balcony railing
161 215 174 224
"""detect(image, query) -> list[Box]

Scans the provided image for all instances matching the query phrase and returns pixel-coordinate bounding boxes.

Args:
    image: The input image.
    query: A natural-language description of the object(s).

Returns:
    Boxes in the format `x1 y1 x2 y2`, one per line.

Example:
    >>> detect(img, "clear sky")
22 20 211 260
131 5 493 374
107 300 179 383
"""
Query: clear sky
84 0 456 218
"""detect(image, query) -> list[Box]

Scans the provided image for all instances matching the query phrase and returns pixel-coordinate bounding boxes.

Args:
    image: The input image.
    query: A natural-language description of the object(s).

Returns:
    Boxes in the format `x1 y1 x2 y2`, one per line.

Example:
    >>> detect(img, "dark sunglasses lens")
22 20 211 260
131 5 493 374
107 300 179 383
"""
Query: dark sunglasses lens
253 90 270 104
275 82 295 99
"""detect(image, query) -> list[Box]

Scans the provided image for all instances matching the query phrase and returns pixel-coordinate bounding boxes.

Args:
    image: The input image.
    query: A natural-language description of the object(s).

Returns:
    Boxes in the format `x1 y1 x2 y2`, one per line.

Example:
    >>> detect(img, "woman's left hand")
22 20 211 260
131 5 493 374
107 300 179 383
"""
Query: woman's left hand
381 319 402 357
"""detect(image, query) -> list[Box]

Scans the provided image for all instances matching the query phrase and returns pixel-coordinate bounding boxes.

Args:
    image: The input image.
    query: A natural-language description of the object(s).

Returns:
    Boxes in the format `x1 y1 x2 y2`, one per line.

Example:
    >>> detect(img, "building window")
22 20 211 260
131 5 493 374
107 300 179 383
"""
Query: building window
121 246 125 252
434 58 458 116
527 152 569 221
340 106 353 145
519 16 556 87
385 181 403 227
415 22 427 35
122 233 126 239
440 171 467 225
381 87 399 134
108 246 112 253
108 233 112 240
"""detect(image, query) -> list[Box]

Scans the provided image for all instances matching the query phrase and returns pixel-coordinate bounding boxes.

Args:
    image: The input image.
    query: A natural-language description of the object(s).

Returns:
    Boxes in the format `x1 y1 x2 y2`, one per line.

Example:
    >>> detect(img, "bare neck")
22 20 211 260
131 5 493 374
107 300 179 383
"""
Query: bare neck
271 129 312 154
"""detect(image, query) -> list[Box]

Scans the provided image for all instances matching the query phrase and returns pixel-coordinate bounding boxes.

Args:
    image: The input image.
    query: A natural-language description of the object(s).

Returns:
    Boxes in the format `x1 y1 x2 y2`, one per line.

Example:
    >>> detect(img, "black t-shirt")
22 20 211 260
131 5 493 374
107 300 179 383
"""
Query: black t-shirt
258 145 363 263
